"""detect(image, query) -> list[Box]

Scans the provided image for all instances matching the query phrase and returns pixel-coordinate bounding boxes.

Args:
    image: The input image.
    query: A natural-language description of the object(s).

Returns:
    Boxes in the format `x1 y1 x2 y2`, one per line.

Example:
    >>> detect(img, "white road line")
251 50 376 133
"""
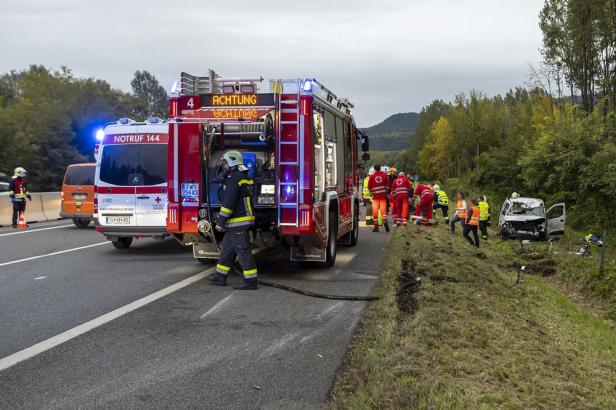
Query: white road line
200 291 237 319
0 242 110 268
33 276 47 280
0 223 73 237
0 267 215 372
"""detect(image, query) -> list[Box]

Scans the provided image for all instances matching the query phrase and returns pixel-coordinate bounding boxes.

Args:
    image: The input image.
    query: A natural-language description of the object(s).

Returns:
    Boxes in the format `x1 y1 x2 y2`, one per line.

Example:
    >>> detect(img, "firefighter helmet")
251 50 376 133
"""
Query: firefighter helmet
222 150 244 168
511 192 520 199
14 167 27 178
433 184 440 190
389 167 397 175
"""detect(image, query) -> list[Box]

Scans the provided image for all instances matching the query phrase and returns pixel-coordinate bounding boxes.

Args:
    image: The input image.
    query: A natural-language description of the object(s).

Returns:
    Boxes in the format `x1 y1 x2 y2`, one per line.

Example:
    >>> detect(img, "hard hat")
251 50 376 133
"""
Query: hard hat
368 167 375 175
433 184 440 190
511 192 520 199
222 150 244 168
480 195 487 202
389 167 397 174
14 167 27 178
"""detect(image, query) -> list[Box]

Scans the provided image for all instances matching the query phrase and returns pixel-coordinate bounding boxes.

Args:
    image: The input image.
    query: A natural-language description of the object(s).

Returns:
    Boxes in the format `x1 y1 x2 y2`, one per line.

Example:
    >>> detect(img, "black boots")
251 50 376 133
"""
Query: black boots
208 272 228 286
234 278 258 290
372 225 379 232
384 222 390 232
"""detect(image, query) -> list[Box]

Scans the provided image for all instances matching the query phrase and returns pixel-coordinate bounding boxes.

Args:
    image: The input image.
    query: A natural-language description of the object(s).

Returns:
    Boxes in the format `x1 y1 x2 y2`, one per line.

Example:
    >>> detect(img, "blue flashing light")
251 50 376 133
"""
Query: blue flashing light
95 128 105 141
303 80 312 92
147 117 160 124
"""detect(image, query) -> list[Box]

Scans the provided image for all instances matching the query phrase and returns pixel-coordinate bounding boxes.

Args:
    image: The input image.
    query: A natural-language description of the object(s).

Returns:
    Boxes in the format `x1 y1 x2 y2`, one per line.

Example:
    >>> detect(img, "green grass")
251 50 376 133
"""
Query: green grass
327 225 616 409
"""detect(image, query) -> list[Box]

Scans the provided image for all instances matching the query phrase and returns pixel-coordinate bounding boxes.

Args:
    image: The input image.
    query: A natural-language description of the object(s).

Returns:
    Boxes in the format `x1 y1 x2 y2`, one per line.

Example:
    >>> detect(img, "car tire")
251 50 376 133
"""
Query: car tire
72 218 90 229
320 212 338 267
112 237 133 249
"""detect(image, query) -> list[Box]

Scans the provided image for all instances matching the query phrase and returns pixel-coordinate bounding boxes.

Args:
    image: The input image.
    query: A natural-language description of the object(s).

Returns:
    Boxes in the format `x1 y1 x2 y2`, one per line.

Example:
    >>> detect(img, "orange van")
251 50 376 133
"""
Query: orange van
61 163 96 228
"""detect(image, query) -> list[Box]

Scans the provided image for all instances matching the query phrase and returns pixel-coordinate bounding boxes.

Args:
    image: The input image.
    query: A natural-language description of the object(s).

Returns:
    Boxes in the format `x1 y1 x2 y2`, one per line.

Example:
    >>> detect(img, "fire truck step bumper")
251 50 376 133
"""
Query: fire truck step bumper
290 246 326 262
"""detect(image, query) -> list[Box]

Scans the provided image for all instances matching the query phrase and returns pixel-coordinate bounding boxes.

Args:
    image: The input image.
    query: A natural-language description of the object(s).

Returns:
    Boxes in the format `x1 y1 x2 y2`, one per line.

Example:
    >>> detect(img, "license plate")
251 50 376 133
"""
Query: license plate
73 194 87 201
105 216 131 225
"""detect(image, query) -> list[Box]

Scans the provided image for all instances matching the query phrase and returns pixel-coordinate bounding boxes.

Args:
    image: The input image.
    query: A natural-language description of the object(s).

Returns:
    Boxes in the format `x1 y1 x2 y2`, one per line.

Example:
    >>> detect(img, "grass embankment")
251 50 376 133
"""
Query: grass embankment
327 225 616 409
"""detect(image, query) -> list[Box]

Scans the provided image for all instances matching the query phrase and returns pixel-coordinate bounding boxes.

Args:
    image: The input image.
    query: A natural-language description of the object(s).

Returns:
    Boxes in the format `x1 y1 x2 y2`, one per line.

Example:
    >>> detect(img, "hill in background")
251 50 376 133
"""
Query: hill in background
360 112 419 151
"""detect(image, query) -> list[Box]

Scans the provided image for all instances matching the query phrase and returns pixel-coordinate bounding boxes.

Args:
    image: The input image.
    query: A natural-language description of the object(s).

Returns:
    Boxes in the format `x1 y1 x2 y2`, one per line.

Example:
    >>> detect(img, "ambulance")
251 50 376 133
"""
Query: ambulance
94 117 169 249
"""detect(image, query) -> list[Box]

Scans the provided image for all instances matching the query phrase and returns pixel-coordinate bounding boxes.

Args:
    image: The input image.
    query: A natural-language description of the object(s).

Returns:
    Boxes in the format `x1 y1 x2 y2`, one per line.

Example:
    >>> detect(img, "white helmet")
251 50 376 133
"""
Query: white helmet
381 165 390 174
14 167 27 178
368 167 376 176
433 184 440 191
222 150 244 169
511 192 520 199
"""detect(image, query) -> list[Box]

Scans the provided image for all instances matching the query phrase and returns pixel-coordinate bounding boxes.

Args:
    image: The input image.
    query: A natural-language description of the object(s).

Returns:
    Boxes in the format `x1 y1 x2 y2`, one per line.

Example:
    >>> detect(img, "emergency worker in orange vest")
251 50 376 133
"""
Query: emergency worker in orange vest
463 199 481 247
368 164 391 232
392 172 413 226
450 192 468 234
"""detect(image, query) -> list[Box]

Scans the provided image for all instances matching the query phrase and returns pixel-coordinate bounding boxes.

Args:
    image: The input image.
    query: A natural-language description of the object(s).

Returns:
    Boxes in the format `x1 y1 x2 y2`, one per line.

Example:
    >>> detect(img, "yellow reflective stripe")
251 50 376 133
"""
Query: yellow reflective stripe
238 179 254 186
221 207 233 214
246 197 253 216
216 264 231 271
243 269 257 275
228 215 255 224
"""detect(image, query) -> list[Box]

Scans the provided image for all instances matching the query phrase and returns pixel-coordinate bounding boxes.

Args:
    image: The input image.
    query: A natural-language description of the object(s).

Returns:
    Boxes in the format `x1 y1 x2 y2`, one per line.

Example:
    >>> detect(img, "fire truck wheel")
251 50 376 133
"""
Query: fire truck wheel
72 218 91 229
321 212 338 267
111 237 133 249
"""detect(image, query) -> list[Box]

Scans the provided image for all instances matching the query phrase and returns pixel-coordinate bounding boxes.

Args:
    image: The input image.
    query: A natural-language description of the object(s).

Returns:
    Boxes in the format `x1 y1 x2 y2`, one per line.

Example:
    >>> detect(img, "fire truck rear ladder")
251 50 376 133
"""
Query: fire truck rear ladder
276 80 302 228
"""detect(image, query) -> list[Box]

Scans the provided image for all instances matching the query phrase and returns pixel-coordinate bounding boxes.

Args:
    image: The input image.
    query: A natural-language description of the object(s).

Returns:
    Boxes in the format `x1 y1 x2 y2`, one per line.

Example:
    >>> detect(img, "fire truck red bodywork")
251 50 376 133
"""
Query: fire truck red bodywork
166 73 361 264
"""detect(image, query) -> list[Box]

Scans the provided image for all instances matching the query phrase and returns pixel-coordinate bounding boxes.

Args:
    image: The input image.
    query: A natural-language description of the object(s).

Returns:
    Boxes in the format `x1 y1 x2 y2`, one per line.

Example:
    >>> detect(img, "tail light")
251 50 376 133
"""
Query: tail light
93 186 98 214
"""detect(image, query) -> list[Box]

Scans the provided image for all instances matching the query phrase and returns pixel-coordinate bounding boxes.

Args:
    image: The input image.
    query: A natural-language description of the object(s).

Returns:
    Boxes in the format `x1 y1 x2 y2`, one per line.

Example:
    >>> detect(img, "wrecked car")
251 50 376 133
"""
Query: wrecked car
498 197 565 241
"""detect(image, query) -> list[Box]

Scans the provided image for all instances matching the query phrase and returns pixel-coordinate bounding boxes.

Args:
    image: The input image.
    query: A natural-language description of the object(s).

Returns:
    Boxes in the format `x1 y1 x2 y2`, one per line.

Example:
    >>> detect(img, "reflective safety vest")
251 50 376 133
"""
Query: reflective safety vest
9 177 29 201
456 200 468 219
362 178 372 200
368 171 390 200
468 207 480 226
479 201 490 221
435 190 449 205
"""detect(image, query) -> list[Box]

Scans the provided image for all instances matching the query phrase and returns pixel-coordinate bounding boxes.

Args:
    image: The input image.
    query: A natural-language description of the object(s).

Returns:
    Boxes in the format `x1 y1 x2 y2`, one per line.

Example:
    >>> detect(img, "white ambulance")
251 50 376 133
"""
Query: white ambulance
94 118 169 249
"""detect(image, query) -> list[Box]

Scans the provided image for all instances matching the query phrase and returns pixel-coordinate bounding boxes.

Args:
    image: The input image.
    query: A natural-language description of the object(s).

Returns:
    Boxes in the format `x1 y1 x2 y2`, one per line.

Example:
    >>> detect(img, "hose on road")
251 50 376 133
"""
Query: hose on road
230 266 381 301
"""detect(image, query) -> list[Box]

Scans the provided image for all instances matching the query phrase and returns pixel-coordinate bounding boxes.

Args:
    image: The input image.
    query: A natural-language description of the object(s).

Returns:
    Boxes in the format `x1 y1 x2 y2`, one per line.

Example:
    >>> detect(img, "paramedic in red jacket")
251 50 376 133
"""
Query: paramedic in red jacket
392 172 413 226
414 182 434 225
368 164 391 232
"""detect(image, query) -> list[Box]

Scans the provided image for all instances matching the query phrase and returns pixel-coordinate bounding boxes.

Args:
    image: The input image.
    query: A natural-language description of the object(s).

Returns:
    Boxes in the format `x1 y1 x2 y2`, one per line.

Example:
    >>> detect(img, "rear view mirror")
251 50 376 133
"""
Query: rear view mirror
361 135 370 152
362 152 371 162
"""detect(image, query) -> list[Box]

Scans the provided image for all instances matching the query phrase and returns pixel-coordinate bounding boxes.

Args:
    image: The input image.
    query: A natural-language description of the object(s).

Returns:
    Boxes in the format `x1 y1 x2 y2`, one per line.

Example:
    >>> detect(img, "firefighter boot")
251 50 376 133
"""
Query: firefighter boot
372 223 379 233
234 278 258 290
208 272 228 286
384 222 390 232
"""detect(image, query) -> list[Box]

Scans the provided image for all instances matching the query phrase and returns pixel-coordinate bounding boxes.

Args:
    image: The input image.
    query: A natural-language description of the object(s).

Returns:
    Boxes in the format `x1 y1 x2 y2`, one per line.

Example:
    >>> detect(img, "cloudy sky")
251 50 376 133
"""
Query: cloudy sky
0 0 543 126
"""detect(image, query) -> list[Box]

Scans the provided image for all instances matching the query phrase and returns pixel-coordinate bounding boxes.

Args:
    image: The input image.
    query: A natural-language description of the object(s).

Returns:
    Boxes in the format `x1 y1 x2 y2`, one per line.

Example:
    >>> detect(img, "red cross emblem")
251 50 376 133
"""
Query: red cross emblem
155 197 162 203
375 176 383 183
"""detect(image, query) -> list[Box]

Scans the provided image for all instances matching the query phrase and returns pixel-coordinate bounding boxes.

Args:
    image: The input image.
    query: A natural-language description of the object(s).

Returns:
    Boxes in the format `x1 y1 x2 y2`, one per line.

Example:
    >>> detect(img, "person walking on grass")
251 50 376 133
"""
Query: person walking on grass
463 199 481 247
450 192 467 234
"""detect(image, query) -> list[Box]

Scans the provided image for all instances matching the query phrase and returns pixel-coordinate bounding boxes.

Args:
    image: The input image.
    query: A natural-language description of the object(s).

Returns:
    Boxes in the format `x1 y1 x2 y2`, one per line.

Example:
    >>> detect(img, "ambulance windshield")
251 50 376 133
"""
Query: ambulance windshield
100 144 167 186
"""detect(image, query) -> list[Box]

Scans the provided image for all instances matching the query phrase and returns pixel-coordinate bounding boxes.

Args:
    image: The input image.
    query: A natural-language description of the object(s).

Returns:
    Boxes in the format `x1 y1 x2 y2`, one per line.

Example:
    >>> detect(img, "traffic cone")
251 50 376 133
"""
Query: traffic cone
17 211 27 229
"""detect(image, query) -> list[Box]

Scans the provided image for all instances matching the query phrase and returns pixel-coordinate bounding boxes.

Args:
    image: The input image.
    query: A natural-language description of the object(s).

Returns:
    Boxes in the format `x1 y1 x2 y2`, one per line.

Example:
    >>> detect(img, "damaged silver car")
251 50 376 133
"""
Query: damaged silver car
498 197 565 241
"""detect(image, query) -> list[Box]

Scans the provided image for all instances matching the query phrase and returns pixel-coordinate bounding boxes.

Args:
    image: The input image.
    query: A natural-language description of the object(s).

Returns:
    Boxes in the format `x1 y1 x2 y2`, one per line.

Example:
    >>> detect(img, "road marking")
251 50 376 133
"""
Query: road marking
0 242 110 268
33 276 47 280
0 223 73 237
0 267 215 372
200 291 237 319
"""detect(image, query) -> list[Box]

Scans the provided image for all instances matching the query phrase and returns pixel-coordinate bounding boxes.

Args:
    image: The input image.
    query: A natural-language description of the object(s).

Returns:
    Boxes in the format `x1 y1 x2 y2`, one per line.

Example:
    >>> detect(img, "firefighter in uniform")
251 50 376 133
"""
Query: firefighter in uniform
432 184 449 224
368 164 391 232
478 196 490 240
362 167 375 225
9 167 32 228
209 151 258 290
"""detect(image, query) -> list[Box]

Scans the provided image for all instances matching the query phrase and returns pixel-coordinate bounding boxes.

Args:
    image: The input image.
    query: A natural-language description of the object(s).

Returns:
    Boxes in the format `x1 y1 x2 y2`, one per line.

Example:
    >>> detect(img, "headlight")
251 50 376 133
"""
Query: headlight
198 208 208 219
257 196 275 205
261 184 275 195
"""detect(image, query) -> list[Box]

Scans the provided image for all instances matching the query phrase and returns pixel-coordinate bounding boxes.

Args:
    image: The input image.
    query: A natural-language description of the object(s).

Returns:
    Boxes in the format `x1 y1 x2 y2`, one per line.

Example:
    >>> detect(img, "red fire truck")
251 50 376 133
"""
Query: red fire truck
166 70 370 266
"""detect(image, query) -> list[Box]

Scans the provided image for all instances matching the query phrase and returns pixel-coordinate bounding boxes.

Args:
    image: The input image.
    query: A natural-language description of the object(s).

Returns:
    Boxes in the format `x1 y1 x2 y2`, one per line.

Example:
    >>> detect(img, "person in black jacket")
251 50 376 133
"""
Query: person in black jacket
9 167 32 228
208 150 258 290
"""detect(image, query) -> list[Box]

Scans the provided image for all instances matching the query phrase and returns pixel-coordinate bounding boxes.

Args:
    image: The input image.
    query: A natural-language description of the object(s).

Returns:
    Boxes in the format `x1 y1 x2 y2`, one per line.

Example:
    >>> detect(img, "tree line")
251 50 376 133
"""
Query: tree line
0 66 168 190
398 0 616 236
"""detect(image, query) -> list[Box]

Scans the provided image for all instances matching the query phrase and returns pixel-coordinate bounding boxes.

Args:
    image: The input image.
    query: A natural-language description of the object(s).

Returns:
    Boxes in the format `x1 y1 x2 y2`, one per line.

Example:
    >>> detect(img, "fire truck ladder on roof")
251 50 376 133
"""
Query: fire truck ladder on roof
276 79 302 227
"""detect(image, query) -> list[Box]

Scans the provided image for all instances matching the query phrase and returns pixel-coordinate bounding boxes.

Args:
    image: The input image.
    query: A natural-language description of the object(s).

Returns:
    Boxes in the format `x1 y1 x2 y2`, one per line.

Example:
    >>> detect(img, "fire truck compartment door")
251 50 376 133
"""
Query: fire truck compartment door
136 188 168 227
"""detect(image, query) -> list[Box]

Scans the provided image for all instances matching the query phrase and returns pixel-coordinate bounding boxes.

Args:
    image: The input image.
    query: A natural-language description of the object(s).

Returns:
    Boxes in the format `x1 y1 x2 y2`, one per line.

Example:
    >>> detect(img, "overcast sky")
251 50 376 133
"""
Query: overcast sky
0 0 543 126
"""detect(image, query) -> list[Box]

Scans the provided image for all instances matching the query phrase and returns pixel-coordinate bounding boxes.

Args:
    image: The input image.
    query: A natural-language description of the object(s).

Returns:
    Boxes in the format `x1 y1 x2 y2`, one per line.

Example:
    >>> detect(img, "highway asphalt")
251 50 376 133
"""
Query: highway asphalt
0 216 390 409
